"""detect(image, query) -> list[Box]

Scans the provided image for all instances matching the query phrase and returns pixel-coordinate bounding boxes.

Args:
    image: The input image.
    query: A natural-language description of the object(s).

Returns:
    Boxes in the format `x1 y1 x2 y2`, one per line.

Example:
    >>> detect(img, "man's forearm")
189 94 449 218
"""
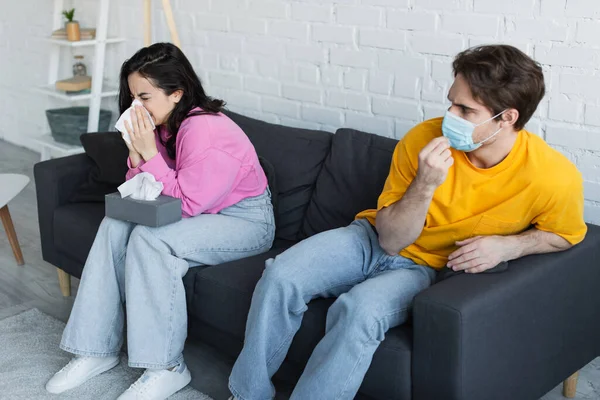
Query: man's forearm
505 228 572 261
376 179 435 256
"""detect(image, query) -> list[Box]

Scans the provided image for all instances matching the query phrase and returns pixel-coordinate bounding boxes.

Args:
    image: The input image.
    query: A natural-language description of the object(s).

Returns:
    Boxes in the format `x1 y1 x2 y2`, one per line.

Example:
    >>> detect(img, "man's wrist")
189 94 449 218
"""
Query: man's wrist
502 234 524 262
412 177 437 199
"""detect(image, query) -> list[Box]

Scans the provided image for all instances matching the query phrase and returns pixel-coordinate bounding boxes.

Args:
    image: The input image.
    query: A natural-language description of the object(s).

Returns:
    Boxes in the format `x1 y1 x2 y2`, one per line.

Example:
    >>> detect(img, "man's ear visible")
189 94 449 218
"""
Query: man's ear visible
502 109 519 128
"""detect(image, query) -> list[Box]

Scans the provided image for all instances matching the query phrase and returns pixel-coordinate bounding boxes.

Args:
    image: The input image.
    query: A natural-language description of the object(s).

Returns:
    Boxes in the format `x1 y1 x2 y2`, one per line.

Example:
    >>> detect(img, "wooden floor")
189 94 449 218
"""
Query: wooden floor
0 140 597 400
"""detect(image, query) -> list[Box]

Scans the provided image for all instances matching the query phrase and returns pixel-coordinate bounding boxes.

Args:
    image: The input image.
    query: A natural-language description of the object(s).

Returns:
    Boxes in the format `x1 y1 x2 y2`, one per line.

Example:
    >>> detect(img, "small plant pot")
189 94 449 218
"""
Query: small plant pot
66 21 80 41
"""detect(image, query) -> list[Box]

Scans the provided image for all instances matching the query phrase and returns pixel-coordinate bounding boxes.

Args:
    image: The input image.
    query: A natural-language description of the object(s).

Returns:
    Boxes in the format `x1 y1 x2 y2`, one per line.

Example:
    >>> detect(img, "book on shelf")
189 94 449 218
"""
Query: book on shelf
51 28 96 40
55 75 92 92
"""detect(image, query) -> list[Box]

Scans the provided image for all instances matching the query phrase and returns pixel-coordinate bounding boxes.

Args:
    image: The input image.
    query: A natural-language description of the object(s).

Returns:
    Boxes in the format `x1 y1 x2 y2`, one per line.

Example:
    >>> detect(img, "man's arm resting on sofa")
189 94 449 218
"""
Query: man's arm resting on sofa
447 228 573 274
508 228 572 257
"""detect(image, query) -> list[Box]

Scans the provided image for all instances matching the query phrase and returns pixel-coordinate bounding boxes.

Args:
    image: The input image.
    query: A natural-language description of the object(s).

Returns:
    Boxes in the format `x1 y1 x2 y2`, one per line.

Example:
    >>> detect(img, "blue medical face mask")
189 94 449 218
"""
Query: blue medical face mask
442 109 507 152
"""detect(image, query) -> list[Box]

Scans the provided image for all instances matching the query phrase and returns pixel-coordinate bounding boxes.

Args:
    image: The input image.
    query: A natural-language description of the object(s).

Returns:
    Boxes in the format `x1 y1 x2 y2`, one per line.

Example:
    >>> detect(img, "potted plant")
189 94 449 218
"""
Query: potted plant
63 9 80 41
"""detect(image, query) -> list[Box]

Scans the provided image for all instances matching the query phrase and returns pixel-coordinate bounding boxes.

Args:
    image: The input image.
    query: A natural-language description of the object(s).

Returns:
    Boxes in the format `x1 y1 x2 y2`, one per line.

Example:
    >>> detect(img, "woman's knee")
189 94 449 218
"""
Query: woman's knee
99 217 134 239
128 225 156 246
101 216 130 229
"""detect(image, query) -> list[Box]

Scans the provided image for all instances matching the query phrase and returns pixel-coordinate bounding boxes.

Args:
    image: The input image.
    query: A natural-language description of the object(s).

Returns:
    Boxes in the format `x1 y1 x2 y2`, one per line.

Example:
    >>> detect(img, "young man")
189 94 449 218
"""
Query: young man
228 45 588 400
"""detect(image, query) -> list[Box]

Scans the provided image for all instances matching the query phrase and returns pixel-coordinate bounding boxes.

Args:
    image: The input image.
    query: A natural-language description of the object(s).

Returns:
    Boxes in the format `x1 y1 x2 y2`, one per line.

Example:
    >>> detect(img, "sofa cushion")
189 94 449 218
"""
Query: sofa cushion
224 111 332 241
184 246 413 400
70 132 129 203
300 128 398 238
54 202 104 265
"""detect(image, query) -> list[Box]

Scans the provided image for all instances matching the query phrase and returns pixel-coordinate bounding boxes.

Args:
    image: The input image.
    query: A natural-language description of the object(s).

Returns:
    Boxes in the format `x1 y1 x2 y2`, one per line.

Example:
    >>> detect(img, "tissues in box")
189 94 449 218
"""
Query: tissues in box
105 193 182 227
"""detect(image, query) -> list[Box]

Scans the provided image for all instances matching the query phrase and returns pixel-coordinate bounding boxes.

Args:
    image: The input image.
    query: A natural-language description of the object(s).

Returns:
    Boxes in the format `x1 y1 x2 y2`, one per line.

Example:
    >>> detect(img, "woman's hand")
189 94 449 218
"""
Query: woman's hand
124 105 158 162
121 131 142 168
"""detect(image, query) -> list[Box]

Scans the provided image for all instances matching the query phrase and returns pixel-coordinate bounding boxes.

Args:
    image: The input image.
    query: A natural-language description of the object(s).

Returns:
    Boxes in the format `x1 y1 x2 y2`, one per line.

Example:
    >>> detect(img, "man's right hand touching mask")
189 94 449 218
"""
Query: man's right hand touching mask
415 137 454 190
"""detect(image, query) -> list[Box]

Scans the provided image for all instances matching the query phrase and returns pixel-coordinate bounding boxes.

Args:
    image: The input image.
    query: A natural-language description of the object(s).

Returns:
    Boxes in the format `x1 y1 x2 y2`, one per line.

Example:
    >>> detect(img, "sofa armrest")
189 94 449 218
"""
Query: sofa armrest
412 224 600 400
33 154 94 266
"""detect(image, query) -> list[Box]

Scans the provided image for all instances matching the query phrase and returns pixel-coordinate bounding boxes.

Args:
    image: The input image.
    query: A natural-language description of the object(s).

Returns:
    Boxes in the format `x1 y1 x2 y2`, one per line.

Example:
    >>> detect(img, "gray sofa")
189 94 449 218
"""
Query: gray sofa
34 110 600 399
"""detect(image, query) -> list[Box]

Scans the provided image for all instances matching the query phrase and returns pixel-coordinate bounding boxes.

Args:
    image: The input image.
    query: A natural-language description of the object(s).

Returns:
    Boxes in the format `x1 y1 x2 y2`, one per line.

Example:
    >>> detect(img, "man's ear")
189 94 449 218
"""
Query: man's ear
502 109 520 127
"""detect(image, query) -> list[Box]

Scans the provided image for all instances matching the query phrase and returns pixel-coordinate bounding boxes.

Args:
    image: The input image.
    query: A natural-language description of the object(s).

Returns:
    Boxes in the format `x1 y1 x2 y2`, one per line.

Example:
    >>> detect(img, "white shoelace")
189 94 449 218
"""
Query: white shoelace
129 369 168 394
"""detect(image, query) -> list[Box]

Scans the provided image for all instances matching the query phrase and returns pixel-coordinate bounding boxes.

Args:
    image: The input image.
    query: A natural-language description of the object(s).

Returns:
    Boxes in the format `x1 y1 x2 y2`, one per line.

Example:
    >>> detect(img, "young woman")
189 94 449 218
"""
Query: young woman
46 43 275 400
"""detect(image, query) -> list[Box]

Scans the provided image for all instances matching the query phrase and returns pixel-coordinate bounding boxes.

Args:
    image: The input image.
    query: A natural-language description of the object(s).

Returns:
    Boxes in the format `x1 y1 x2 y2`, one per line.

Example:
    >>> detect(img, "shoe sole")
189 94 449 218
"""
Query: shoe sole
46 357 120 394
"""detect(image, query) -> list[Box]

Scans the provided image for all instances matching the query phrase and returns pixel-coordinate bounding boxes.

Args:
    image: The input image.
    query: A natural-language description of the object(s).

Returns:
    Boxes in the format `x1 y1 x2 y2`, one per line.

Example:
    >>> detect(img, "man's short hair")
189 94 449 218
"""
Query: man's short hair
452 45 545 130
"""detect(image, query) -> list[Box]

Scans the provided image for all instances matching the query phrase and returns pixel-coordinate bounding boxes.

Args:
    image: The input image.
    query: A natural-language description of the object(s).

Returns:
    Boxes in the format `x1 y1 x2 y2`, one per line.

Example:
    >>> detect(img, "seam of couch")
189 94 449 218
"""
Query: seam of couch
295 143 333 240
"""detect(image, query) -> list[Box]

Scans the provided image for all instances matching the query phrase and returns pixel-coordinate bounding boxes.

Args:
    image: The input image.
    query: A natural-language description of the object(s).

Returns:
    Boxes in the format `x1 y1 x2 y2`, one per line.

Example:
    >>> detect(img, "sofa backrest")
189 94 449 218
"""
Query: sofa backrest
300 128 398 239
224 111 332 241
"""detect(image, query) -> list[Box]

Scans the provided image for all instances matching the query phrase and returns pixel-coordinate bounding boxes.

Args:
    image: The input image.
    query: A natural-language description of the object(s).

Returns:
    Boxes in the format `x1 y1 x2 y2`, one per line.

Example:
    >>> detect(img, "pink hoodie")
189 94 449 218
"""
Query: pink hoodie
126 110 267 217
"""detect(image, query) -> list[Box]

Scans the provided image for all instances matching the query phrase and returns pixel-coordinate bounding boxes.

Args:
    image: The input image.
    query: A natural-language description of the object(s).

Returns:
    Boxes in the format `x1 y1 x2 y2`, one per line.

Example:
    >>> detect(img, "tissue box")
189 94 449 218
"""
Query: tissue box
105 193 182 227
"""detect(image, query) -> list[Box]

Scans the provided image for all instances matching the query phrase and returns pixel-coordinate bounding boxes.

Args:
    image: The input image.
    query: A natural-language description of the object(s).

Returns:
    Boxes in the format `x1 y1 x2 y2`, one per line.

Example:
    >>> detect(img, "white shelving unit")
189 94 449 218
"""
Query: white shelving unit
43 37 125 47
36 0 124 161
36 135 86 162
34 83 119 102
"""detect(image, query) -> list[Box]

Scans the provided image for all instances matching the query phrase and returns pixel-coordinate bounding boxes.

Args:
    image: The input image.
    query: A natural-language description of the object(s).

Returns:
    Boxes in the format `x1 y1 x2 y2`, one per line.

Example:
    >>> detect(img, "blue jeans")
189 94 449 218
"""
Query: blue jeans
229 218 436 400
61 189 275 369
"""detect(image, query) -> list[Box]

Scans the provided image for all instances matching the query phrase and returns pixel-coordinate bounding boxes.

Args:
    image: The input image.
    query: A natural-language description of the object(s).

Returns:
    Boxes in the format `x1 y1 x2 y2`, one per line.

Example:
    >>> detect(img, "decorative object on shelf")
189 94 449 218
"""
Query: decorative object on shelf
55 75 92 94
72 55 87 76
63 8 80 41
51 28 96 41
46 107 112 146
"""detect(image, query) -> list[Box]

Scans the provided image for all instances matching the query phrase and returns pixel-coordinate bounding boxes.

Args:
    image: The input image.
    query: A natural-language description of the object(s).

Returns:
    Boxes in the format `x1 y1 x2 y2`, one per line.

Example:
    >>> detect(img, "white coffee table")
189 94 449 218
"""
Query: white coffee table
0 174 30 266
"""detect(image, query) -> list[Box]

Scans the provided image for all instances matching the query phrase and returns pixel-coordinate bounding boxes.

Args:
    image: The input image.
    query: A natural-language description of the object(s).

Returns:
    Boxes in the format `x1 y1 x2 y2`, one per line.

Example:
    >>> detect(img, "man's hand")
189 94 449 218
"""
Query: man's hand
447 235 513 274
447 229 573 274
415 137 454 190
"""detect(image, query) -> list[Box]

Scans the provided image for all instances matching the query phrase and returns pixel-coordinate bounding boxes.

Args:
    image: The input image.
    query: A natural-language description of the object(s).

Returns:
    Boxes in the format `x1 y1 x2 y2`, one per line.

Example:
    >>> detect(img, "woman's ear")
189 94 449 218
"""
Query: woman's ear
171 90 184 104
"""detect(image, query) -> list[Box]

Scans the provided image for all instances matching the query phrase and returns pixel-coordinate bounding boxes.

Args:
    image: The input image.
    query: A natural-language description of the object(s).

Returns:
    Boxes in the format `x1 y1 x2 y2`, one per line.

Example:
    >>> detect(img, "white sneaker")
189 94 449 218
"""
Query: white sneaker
46 355 120 394
117 364 192 400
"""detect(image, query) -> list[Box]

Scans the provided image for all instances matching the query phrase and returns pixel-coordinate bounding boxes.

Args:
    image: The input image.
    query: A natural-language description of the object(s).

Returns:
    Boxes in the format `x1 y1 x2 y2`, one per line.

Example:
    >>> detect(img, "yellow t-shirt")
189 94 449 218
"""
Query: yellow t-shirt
356 118 587 269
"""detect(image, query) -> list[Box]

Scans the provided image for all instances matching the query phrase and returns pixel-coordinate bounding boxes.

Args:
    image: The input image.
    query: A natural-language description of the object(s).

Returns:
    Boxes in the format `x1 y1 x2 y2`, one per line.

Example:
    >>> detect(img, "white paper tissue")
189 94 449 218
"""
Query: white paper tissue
118 172 163 201
115 99 156 145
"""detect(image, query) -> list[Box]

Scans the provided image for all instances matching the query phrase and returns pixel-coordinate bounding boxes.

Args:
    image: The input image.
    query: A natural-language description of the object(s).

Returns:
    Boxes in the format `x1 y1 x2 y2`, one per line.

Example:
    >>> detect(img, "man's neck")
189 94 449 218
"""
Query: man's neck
466 130 519 169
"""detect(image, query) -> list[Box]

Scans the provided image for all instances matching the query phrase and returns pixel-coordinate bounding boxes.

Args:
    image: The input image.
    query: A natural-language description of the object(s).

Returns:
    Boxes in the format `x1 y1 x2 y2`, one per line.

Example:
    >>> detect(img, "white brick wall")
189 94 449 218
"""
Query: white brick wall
2 0 600 223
